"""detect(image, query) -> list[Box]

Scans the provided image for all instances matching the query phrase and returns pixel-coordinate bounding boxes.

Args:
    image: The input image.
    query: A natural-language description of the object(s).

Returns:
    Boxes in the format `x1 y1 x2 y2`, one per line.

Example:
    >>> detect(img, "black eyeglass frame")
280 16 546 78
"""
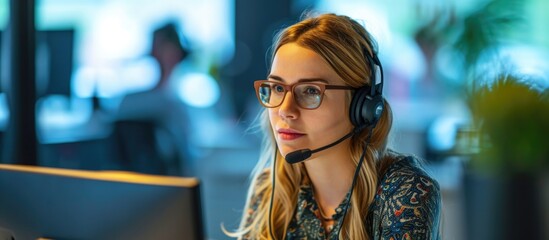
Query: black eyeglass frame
253 80 355 110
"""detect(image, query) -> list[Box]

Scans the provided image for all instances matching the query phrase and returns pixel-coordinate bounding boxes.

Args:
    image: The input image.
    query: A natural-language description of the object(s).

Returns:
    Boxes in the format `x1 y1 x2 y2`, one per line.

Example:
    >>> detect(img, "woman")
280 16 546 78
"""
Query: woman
232 13 441 239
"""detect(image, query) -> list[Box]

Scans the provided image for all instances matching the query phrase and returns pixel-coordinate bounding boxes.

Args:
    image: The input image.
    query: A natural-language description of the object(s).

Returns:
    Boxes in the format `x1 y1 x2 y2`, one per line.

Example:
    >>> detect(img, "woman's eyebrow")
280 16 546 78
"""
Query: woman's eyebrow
298 78 329 84
267 75 329 84
267 74 284 81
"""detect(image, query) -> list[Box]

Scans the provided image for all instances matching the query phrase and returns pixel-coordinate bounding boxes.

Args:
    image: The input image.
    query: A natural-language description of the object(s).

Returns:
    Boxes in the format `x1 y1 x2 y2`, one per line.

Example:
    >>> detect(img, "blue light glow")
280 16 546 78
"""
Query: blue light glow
427 117 466 151
177 73 220 108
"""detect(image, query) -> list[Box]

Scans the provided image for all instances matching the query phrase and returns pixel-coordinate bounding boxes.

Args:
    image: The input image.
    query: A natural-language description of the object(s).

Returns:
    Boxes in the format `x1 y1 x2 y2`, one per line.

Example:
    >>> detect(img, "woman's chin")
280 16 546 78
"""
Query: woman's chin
278 147 295 159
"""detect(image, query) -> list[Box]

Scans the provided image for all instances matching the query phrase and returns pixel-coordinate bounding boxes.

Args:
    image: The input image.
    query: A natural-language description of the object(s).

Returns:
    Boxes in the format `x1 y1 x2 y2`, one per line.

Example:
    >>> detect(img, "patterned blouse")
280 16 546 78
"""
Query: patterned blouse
242 156 441 239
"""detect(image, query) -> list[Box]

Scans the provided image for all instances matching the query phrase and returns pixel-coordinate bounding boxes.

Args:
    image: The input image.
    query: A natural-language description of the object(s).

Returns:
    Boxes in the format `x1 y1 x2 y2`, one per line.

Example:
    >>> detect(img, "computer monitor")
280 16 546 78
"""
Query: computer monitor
0 164 204 240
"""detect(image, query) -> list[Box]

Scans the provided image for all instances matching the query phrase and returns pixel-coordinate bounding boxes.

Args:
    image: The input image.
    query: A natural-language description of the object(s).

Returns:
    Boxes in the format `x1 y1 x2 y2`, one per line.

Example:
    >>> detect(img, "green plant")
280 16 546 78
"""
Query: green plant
472 76 549 173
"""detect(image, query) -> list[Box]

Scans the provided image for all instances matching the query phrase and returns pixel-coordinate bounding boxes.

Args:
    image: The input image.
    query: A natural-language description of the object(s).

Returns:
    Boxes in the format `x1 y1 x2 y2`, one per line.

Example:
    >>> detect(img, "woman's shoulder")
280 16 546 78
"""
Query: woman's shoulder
255 168 271 183
380 152 439 189
240 168 271 231
369 152 442 239
249 168 271 200
378 153 440 201
247 168 274 207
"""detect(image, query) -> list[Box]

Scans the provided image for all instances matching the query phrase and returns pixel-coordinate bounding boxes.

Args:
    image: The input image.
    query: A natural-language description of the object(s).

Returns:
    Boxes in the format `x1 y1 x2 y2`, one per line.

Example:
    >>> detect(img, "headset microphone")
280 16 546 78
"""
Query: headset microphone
285 129 358 164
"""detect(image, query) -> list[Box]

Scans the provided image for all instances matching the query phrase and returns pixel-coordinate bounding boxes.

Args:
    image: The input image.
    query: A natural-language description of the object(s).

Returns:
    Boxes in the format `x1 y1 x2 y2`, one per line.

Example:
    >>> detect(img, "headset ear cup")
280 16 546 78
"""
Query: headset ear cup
364 95 384 127
350 86 384 128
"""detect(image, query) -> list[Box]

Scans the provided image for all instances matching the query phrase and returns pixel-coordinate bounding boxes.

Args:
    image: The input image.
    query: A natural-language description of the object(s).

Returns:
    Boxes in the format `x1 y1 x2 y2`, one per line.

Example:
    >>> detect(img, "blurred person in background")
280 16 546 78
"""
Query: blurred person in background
228 13 441 239
116 22 193 176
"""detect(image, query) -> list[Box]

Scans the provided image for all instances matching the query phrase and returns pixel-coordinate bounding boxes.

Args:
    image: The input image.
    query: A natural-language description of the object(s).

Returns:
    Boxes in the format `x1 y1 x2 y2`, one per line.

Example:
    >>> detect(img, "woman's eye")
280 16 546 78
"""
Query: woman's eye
273 85 285 93
303 87 321 95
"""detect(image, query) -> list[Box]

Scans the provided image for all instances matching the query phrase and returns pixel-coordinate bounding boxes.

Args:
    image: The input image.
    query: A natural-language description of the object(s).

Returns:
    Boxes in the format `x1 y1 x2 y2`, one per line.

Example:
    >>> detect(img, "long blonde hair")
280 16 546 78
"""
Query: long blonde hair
231 13 395 239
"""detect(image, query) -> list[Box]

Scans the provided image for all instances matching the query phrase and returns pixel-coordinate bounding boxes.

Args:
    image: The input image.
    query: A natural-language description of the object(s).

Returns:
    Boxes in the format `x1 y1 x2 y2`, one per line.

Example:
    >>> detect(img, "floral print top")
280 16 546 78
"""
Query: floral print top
242 156 441 239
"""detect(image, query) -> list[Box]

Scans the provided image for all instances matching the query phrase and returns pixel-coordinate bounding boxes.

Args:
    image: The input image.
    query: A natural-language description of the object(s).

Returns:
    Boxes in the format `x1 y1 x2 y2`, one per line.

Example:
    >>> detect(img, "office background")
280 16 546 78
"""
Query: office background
0 0 548 239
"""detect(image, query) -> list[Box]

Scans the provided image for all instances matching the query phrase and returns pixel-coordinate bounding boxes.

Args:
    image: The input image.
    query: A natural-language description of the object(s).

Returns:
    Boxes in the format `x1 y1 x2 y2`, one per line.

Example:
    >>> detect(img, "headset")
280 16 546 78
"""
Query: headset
349 46 384 129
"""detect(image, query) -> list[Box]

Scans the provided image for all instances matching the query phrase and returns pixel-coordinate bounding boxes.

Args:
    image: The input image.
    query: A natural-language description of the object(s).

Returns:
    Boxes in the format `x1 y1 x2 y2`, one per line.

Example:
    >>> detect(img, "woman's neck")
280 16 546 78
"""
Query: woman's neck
303 143 355 215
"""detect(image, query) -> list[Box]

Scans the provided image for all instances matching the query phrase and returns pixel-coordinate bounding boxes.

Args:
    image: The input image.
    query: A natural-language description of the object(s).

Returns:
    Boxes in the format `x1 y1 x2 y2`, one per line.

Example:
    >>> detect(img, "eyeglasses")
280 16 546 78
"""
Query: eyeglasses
253 80 355 110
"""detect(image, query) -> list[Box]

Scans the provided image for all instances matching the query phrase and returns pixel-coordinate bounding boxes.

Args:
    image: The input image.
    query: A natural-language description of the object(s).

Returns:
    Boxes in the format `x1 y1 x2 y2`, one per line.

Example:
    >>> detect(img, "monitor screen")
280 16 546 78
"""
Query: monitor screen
0 164 204 240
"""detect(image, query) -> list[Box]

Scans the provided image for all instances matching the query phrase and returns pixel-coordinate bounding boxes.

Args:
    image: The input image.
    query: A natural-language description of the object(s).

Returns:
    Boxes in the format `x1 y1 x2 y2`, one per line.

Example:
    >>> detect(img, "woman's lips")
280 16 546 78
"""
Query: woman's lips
277 129 305 141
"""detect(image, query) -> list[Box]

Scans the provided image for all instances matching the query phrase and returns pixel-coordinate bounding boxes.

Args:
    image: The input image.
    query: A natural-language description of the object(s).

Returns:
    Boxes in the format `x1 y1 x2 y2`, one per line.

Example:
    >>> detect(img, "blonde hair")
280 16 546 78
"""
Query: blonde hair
229 13 395 239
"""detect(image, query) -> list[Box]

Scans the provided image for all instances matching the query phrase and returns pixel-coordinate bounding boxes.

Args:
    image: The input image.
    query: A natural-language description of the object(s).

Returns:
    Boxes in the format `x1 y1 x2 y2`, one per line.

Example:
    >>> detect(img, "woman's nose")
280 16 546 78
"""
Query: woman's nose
278 92 299 120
